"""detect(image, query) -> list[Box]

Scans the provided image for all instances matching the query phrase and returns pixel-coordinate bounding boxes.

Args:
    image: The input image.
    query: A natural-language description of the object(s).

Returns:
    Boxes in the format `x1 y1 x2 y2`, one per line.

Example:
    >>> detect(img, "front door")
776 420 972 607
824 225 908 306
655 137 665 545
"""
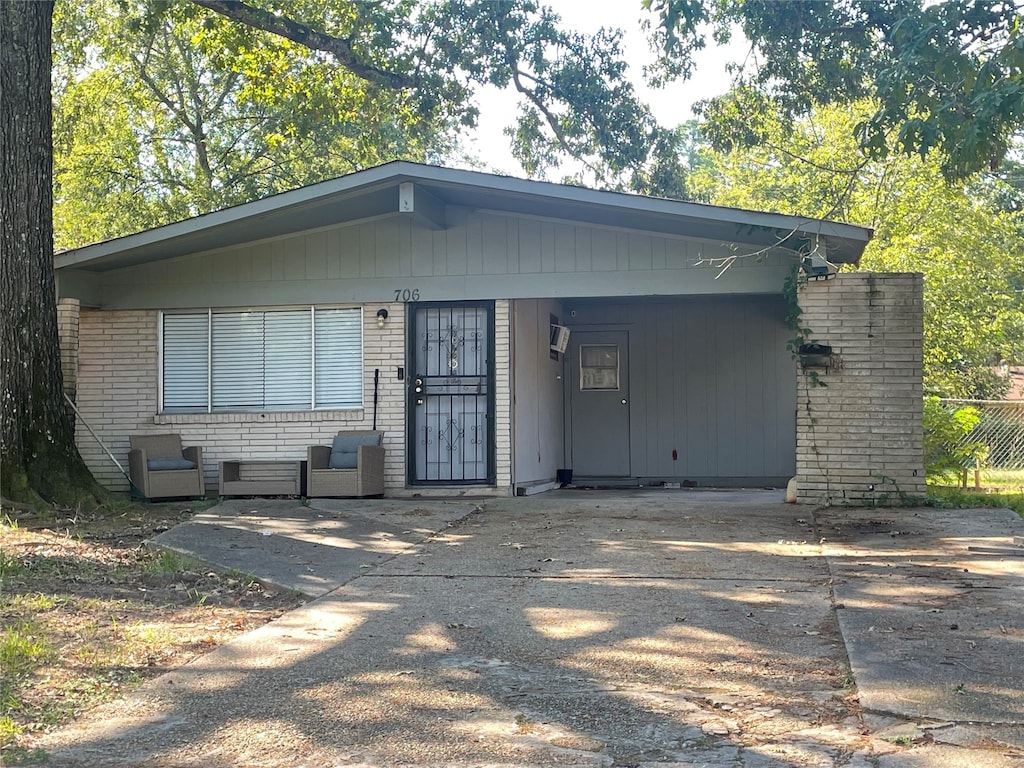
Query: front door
569 330 631 477
408 302 494 484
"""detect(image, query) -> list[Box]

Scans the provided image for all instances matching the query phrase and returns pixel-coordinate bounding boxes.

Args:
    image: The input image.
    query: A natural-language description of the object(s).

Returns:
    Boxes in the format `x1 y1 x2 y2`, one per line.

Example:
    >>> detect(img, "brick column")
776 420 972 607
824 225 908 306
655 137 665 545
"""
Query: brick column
57 297 80 401
796 273 925 505
494 299 513 493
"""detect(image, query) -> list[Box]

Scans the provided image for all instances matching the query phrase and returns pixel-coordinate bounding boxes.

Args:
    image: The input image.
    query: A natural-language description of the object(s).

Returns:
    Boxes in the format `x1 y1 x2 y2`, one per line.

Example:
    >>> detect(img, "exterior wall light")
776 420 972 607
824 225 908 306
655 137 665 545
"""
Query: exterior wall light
376 308 389 328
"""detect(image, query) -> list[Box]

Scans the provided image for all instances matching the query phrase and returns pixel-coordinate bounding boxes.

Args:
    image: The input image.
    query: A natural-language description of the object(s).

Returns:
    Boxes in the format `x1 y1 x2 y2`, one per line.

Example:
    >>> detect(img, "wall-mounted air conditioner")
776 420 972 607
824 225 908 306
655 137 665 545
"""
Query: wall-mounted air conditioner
550 324 570 354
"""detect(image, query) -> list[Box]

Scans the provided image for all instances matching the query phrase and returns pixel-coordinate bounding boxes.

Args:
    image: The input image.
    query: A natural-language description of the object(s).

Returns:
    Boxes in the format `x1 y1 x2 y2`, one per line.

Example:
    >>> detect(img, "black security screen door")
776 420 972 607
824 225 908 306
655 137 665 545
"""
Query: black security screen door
408 302 495 484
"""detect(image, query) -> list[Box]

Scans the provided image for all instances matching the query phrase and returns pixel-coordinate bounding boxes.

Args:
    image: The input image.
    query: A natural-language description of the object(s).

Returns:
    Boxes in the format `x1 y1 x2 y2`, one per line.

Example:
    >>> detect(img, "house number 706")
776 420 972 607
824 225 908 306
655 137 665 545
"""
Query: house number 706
393 288 421 301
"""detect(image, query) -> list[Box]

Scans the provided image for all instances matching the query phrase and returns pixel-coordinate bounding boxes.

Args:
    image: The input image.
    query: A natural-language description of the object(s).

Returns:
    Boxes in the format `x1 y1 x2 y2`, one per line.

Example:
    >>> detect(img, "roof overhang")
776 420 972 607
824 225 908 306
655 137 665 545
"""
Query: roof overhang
54 161 872 273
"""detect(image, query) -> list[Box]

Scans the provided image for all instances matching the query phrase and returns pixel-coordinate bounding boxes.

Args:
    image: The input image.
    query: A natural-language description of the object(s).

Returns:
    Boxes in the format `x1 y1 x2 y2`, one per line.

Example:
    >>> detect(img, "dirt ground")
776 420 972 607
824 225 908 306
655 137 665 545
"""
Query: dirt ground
0 502 304 760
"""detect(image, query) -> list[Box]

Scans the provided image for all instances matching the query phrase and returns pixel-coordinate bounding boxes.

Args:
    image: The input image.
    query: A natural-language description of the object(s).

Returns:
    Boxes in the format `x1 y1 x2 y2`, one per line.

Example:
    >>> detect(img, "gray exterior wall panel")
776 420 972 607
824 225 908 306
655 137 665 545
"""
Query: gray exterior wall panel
565 296 796 483
86 211 796 310
512 299 566 486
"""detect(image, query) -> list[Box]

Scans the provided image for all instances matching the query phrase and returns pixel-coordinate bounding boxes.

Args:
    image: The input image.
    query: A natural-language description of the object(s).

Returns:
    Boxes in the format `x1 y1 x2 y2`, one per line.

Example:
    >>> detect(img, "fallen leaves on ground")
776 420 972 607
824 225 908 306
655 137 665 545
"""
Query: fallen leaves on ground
0 503 304 753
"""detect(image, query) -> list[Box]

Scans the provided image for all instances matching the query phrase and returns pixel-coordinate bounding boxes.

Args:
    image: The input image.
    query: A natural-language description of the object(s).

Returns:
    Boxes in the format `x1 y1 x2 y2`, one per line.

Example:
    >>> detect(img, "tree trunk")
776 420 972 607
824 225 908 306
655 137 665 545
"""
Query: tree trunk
1 1 102 506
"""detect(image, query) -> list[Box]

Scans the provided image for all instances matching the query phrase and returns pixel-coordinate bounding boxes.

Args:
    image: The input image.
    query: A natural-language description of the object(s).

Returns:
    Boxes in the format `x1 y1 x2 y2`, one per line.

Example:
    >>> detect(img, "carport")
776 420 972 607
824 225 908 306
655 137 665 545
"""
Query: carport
512 294 797 490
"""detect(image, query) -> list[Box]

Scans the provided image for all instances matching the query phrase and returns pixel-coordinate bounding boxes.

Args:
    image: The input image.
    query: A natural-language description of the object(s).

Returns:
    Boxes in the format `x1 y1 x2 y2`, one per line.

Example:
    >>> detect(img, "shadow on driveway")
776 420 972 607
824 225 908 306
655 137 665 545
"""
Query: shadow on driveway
34 491 1024 767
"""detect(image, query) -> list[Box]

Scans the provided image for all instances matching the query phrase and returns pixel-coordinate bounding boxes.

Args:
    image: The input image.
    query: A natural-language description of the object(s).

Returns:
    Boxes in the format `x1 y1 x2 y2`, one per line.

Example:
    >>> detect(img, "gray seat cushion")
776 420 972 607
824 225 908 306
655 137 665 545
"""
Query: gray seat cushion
329 433 380 469
148 457 197 471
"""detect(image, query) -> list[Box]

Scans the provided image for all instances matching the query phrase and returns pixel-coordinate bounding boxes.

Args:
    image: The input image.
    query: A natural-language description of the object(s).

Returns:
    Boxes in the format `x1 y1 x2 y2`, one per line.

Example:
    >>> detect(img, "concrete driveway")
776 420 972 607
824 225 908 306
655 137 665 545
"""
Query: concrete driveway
35 490 1024 767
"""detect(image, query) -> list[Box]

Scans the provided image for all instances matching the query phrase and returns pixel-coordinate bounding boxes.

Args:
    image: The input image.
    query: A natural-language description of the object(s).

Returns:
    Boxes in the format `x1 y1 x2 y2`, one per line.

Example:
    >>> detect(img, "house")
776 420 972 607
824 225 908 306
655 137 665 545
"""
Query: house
996 365 1024 400
54 162 925 504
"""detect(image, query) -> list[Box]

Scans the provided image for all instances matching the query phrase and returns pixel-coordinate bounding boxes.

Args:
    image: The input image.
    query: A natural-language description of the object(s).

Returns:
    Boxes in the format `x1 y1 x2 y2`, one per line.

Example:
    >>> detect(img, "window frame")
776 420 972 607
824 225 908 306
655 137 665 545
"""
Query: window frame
158 305 364 414
579 343 621 391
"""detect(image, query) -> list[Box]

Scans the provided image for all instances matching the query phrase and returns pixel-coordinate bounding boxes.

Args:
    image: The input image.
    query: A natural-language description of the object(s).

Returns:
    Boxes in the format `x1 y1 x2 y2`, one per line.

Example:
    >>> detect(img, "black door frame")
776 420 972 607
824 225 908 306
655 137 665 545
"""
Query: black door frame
406 300 496 486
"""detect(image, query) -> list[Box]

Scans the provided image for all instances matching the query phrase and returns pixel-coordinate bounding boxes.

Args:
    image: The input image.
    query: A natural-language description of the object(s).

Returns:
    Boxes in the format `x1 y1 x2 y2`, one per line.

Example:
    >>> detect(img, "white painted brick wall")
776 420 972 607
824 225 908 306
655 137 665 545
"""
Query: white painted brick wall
495 299 513 493
77 305 411 494
57 298 80 399
76 310 157 489
75 303 515 496
796 273 926 505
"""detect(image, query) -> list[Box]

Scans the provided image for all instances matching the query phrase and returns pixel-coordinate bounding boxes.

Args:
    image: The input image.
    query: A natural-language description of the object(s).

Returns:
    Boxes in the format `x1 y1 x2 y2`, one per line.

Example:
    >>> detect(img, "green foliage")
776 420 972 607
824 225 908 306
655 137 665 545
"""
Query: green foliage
688 99 1024 398
0 549 25 580
0 717 22 750
52 0 449 249
0 623 51 688
782 261 827 388
782 262 809 354
973 155 1024 218
0 621 54 746
141 548 194 574
922 396 986 478
647 0 1024 181
929 486 1024 519
52 0 685 249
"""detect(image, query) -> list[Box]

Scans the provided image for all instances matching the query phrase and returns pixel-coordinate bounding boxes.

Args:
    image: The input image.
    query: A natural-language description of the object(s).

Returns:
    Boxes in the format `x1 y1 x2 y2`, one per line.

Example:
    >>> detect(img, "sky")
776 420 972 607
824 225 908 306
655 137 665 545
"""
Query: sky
460 0 746 176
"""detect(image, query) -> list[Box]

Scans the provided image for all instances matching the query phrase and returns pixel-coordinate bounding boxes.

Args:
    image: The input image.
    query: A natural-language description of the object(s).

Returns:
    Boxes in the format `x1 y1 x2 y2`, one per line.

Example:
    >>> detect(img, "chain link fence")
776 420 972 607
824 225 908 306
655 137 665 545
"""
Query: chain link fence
933 399 1024 487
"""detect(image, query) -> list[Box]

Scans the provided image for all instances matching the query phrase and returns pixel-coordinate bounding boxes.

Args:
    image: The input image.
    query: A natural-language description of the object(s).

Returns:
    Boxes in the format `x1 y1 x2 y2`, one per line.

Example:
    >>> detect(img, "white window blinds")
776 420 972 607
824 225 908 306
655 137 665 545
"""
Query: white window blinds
211 311 264 410
314 308 363 408
163 314 209 411
162 307 361 412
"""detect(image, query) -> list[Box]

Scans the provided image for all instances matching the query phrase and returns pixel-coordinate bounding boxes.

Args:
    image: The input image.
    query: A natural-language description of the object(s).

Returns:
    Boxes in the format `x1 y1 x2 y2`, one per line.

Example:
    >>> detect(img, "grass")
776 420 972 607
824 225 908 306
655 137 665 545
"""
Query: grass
926 464 1024 517
141 548 195 574
0 549 25 580
932 467 1024 492
513 713 541 735
928 484 1024 517
0 622 52 677
0 501 304 757
0 621 55 744
4 594 63 612
977 468 1024 490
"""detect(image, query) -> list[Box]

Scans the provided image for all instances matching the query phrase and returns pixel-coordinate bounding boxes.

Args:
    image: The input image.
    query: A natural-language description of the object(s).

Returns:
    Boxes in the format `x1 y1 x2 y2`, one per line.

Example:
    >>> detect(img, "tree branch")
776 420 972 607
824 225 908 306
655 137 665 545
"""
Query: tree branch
188 0 416 90
133 53 197 135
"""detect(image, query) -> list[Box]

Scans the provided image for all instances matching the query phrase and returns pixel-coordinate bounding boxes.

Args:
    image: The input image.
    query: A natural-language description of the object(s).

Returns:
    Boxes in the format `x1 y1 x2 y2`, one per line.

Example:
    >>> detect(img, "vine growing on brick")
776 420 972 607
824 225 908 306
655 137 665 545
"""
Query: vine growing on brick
783 258 828 388
787 254 829 505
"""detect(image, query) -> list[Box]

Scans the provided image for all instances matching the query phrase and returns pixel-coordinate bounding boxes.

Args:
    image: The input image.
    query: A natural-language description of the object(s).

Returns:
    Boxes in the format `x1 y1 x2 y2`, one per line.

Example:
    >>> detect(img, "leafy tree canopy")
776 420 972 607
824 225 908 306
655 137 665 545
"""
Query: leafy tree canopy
688 97 1024 399
645 0 1024 180
53 0 453 249
53 0 686 249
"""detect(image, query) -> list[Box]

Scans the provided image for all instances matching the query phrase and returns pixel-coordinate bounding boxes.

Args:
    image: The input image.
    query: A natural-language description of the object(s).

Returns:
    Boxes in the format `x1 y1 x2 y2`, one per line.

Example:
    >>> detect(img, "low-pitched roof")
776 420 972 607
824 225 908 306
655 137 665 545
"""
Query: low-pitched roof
55 161 872 273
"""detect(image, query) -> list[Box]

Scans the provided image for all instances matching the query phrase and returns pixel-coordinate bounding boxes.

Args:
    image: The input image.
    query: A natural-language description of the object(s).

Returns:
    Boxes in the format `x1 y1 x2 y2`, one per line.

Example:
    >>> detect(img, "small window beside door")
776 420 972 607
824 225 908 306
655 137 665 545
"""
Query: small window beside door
580 344 620 390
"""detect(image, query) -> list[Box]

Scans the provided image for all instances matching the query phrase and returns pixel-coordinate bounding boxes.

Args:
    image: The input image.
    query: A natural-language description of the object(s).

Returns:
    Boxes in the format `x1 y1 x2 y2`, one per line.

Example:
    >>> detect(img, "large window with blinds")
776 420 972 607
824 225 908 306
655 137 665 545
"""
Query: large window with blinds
161 307 362 412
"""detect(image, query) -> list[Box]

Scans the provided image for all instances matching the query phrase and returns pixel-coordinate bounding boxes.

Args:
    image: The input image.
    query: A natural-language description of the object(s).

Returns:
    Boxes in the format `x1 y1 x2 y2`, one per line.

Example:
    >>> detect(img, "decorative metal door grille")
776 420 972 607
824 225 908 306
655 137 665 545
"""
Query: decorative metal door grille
409 303 494 483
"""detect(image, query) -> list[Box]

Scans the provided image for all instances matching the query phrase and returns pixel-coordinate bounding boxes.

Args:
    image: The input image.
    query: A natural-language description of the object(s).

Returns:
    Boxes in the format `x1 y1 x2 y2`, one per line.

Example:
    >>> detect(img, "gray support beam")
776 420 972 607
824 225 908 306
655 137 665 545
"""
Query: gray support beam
398 182 447 231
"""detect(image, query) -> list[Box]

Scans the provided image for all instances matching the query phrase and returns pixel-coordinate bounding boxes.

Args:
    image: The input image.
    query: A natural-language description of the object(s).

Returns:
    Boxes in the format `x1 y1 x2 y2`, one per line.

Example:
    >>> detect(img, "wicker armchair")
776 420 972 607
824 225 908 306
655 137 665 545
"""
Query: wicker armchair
307 431 384 498
128 433 205 500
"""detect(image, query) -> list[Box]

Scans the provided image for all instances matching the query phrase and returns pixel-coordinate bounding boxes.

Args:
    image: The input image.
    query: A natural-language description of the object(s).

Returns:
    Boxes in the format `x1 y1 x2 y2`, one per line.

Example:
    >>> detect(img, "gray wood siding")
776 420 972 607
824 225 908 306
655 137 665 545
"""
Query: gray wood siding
566 296 796 482
86 209 796 310
512 299 566 485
